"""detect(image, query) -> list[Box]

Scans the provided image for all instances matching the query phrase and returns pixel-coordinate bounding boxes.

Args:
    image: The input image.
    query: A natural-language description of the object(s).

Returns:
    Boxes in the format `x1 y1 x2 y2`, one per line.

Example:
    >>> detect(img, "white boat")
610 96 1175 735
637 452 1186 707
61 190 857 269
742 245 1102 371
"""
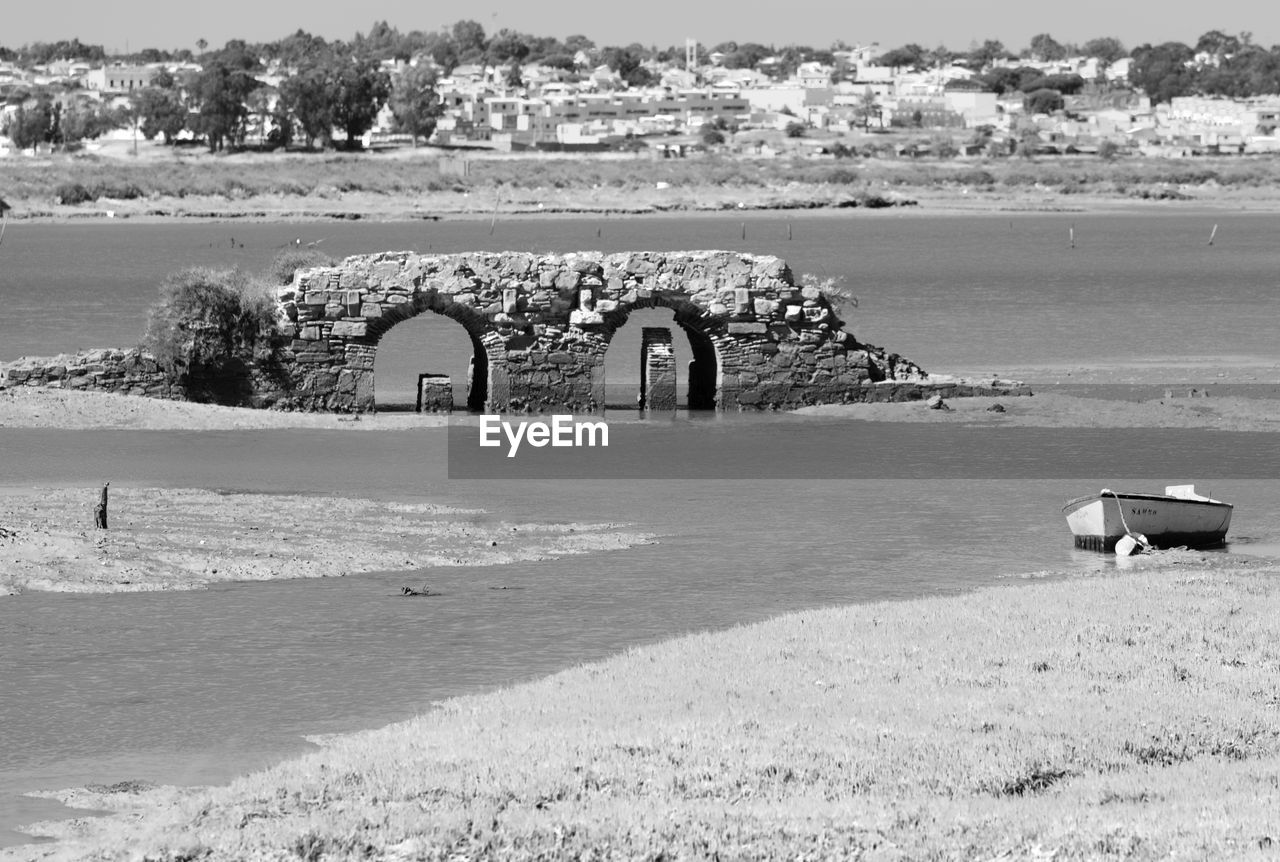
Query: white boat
1062 485 1233 552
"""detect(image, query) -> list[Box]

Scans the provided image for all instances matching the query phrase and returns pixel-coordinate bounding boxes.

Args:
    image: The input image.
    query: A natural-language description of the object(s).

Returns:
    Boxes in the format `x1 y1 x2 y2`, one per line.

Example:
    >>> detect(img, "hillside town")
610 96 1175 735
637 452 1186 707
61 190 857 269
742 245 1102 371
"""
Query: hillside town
1 24 1279 159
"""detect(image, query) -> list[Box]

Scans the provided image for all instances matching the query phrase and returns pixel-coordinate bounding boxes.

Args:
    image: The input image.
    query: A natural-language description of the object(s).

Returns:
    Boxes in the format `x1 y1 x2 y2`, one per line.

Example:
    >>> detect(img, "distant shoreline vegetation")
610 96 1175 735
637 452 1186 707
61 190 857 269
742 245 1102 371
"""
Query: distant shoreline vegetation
2 151 1278 212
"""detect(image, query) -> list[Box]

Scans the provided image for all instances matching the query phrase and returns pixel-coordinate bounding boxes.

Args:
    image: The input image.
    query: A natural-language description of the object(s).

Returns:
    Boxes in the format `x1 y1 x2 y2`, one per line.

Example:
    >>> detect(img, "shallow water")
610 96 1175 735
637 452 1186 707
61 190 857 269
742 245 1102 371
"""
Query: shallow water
3 213 1280 845
4 418 1280 844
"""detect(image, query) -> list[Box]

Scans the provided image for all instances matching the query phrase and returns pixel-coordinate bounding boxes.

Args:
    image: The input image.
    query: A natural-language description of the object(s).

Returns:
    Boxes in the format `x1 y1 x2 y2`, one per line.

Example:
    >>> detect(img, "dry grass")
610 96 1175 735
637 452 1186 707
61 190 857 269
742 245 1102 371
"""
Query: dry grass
3 148 1279 216
15 563 1280 860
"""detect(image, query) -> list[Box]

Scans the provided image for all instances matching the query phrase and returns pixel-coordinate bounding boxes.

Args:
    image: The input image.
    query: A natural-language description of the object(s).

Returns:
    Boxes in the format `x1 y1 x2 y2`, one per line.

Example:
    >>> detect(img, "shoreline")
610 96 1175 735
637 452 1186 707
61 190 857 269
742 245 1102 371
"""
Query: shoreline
4 187 1280 225
4 385 1280 432
8 560 1280 859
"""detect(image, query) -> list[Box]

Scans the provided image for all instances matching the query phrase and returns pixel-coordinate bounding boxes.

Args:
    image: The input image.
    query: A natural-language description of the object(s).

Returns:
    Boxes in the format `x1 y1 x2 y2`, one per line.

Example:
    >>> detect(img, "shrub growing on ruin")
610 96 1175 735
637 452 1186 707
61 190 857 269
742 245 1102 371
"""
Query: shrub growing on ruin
143 267 280 404
269 248 337 286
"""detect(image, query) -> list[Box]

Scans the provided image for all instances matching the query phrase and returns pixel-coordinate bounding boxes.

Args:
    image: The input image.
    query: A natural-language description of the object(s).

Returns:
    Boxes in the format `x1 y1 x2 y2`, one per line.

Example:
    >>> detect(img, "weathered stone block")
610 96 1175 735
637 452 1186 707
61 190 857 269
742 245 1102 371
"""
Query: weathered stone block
727 322 767 335
570 310 604 327
331 321 368 338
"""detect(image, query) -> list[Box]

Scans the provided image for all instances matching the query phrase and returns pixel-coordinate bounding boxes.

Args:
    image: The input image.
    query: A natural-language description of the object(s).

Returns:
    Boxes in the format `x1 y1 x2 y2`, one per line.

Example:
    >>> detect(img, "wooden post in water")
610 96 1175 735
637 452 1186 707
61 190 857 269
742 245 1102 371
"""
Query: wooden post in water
1209 224 1219 246
741 221 746 240
1069 224 1076 249
93 482 109 530
788 221 793 240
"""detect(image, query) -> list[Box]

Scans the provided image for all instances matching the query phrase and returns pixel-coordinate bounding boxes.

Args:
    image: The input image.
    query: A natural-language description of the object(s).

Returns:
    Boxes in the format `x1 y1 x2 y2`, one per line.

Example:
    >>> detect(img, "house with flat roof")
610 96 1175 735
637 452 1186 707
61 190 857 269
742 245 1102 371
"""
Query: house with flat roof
85 65 158 93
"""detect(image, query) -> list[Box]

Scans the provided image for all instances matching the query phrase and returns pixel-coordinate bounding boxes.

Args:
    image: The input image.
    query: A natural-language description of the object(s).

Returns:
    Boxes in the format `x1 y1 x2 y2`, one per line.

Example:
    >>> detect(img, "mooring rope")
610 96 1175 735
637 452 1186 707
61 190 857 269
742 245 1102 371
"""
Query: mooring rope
1105 489 1149 551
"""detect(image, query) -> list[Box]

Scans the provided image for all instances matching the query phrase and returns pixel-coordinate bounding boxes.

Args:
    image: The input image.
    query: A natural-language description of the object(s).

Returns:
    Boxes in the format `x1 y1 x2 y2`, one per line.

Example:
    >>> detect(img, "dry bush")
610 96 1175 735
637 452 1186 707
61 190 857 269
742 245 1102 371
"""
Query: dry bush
268 248 337 286
143 267 279 404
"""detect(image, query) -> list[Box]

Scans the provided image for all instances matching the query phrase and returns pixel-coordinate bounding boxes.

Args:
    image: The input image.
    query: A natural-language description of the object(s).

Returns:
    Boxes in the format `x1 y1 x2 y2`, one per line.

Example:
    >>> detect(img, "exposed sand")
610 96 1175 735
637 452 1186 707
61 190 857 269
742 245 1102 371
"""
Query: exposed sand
0 485 654 597
797 390 1280 432
0 387 457 431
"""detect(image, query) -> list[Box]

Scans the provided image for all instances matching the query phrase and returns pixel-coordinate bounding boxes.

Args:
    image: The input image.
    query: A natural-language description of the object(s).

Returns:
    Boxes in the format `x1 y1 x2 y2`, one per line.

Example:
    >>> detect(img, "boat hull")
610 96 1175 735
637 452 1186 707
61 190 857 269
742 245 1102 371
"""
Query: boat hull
1063 492 1232 552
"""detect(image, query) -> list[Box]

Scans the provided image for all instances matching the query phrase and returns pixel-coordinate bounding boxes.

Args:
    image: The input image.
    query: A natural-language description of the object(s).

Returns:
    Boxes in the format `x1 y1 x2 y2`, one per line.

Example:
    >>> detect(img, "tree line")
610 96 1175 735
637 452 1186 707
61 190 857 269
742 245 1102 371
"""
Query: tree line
4 21 1280 153
873 29 1280 103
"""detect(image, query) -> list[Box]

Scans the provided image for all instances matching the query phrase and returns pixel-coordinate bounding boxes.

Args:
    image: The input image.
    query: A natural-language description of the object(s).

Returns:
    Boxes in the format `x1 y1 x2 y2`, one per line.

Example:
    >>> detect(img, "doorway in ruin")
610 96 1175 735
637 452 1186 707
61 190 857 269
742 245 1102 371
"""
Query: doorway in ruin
602 306 719 411
372 310 489 413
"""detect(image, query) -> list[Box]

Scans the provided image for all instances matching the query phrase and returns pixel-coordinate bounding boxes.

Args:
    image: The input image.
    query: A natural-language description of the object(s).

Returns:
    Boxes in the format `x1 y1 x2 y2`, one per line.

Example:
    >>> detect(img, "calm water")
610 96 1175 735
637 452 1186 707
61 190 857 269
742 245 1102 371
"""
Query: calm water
2 213 1280 846
2 212 1279 400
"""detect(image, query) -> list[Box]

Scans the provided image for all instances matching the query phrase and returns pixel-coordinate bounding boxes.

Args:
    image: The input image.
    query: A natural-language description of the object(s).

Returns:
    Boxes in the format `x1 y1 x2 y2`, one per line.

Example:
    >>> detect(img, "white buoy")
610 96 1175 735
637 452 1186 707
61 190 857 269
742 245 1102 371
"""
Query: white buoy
1115 533 1150 556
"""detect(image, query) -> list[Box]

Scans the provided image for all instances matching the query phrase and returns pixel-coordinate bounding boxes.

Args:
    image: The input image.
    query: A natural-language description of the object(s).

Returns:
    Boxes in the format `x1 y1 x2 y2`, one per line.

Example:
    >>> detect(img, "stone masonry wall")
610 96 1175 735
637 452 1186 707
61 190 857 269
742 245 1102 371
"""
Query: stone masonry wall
0 348 180 399
640 327 677 411
0 250 1031 412
269 249 991 413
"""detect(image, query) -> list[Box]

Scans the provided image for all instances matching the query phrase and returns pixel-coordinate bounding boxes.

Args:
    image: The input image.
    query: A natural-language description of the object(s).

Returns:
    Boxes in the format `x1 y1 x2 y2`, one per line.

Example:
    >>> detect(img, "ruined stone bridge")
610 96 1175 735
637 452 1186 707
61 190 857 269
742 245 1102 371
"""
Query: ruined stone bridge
270 249 930 413
0 250 1028 410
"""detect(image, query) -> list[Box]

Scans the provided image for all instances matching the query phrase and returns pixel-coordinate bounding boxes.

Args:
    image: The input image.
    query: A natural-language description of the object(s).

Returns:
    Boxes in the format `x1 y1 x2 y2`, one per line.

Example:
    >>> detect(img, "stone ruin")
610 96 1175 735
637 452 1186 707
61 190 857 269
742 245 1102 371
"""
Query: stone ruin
0 250 1029 411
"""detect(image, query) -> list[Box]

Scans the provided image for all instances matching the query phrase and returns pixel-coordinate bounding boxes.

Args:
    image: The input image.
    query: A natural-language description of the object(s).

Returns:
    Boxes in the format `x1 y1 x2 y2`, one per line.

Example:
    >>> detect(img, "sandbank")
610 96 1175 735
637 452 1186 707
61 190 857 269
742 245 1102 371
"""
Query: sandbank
0 486 654 598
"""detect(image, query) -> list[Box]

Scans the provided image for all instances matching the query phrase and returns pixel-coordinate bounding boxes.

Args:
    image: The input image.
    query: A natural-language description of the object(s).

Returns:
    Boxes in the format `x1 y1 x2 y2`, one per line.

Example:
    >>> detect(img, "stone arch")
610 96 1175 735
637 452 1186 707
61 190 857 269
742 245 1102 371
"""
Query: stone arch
596 292 726 410
270 250 935 413
362 291 495 413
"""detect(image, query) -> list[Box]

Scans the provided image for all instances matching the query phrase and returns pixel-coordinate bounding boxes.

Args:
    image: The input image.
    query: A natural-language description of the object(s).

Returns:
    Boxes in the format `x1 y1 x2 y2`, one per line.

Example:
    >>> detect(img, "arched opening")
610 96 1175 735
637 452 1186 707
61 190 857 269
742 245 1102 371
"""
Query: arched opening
601 302 720 411
369 305 489 413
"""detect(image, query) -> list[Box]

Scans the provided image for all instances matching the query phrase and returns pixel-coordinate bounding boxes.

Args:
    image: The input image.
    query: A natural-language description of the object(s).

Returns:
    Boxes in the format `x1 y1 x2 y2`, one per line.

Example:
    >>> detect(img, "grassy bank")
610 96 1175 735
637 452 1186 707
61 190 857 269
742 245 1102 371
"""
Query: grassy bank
3 146 1280 220
15 562 1280 859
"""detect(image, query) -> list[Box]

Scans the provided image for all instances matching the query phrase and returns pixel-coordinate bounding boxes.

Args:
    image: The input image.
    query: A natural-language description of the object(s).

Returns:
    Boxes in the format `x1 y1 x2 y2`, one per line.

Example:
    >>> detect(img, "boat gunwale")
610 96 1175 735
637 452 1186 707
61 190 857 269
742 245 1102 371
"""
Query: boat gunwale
1061 491 1234 514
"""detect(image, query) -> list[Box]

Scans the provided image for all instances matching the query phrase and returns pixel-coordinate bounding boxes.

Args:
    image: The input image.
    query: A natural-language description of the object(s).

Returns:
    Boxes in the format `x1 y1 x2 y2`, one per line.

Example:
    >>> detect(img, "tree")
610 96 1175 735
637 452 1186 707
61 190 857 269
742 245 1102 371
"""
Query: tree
355 20 407 61
196 38 208 56
487 28 530 65
1129 42 1195 104
563 34 595 56
978 65 1049 95
601 47 654 87
134 80 188 142
875 43 925 69
784 120 806 138
1027 33 1067 62
3 97 55 150
1024 87 1064 114
59 98 118 146
925 44 954 69
1022 73 1085 95
279 65 335 148
430 40 459 74
724 42 771 70
388 63 442 146
1195 29 1241 61
1082 37 1128 66
699 124 724 146
329 55 391 148
192 61 259 151
267 29 330 66
451 20 487 60
856 87 882 130
969 39 1006 70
